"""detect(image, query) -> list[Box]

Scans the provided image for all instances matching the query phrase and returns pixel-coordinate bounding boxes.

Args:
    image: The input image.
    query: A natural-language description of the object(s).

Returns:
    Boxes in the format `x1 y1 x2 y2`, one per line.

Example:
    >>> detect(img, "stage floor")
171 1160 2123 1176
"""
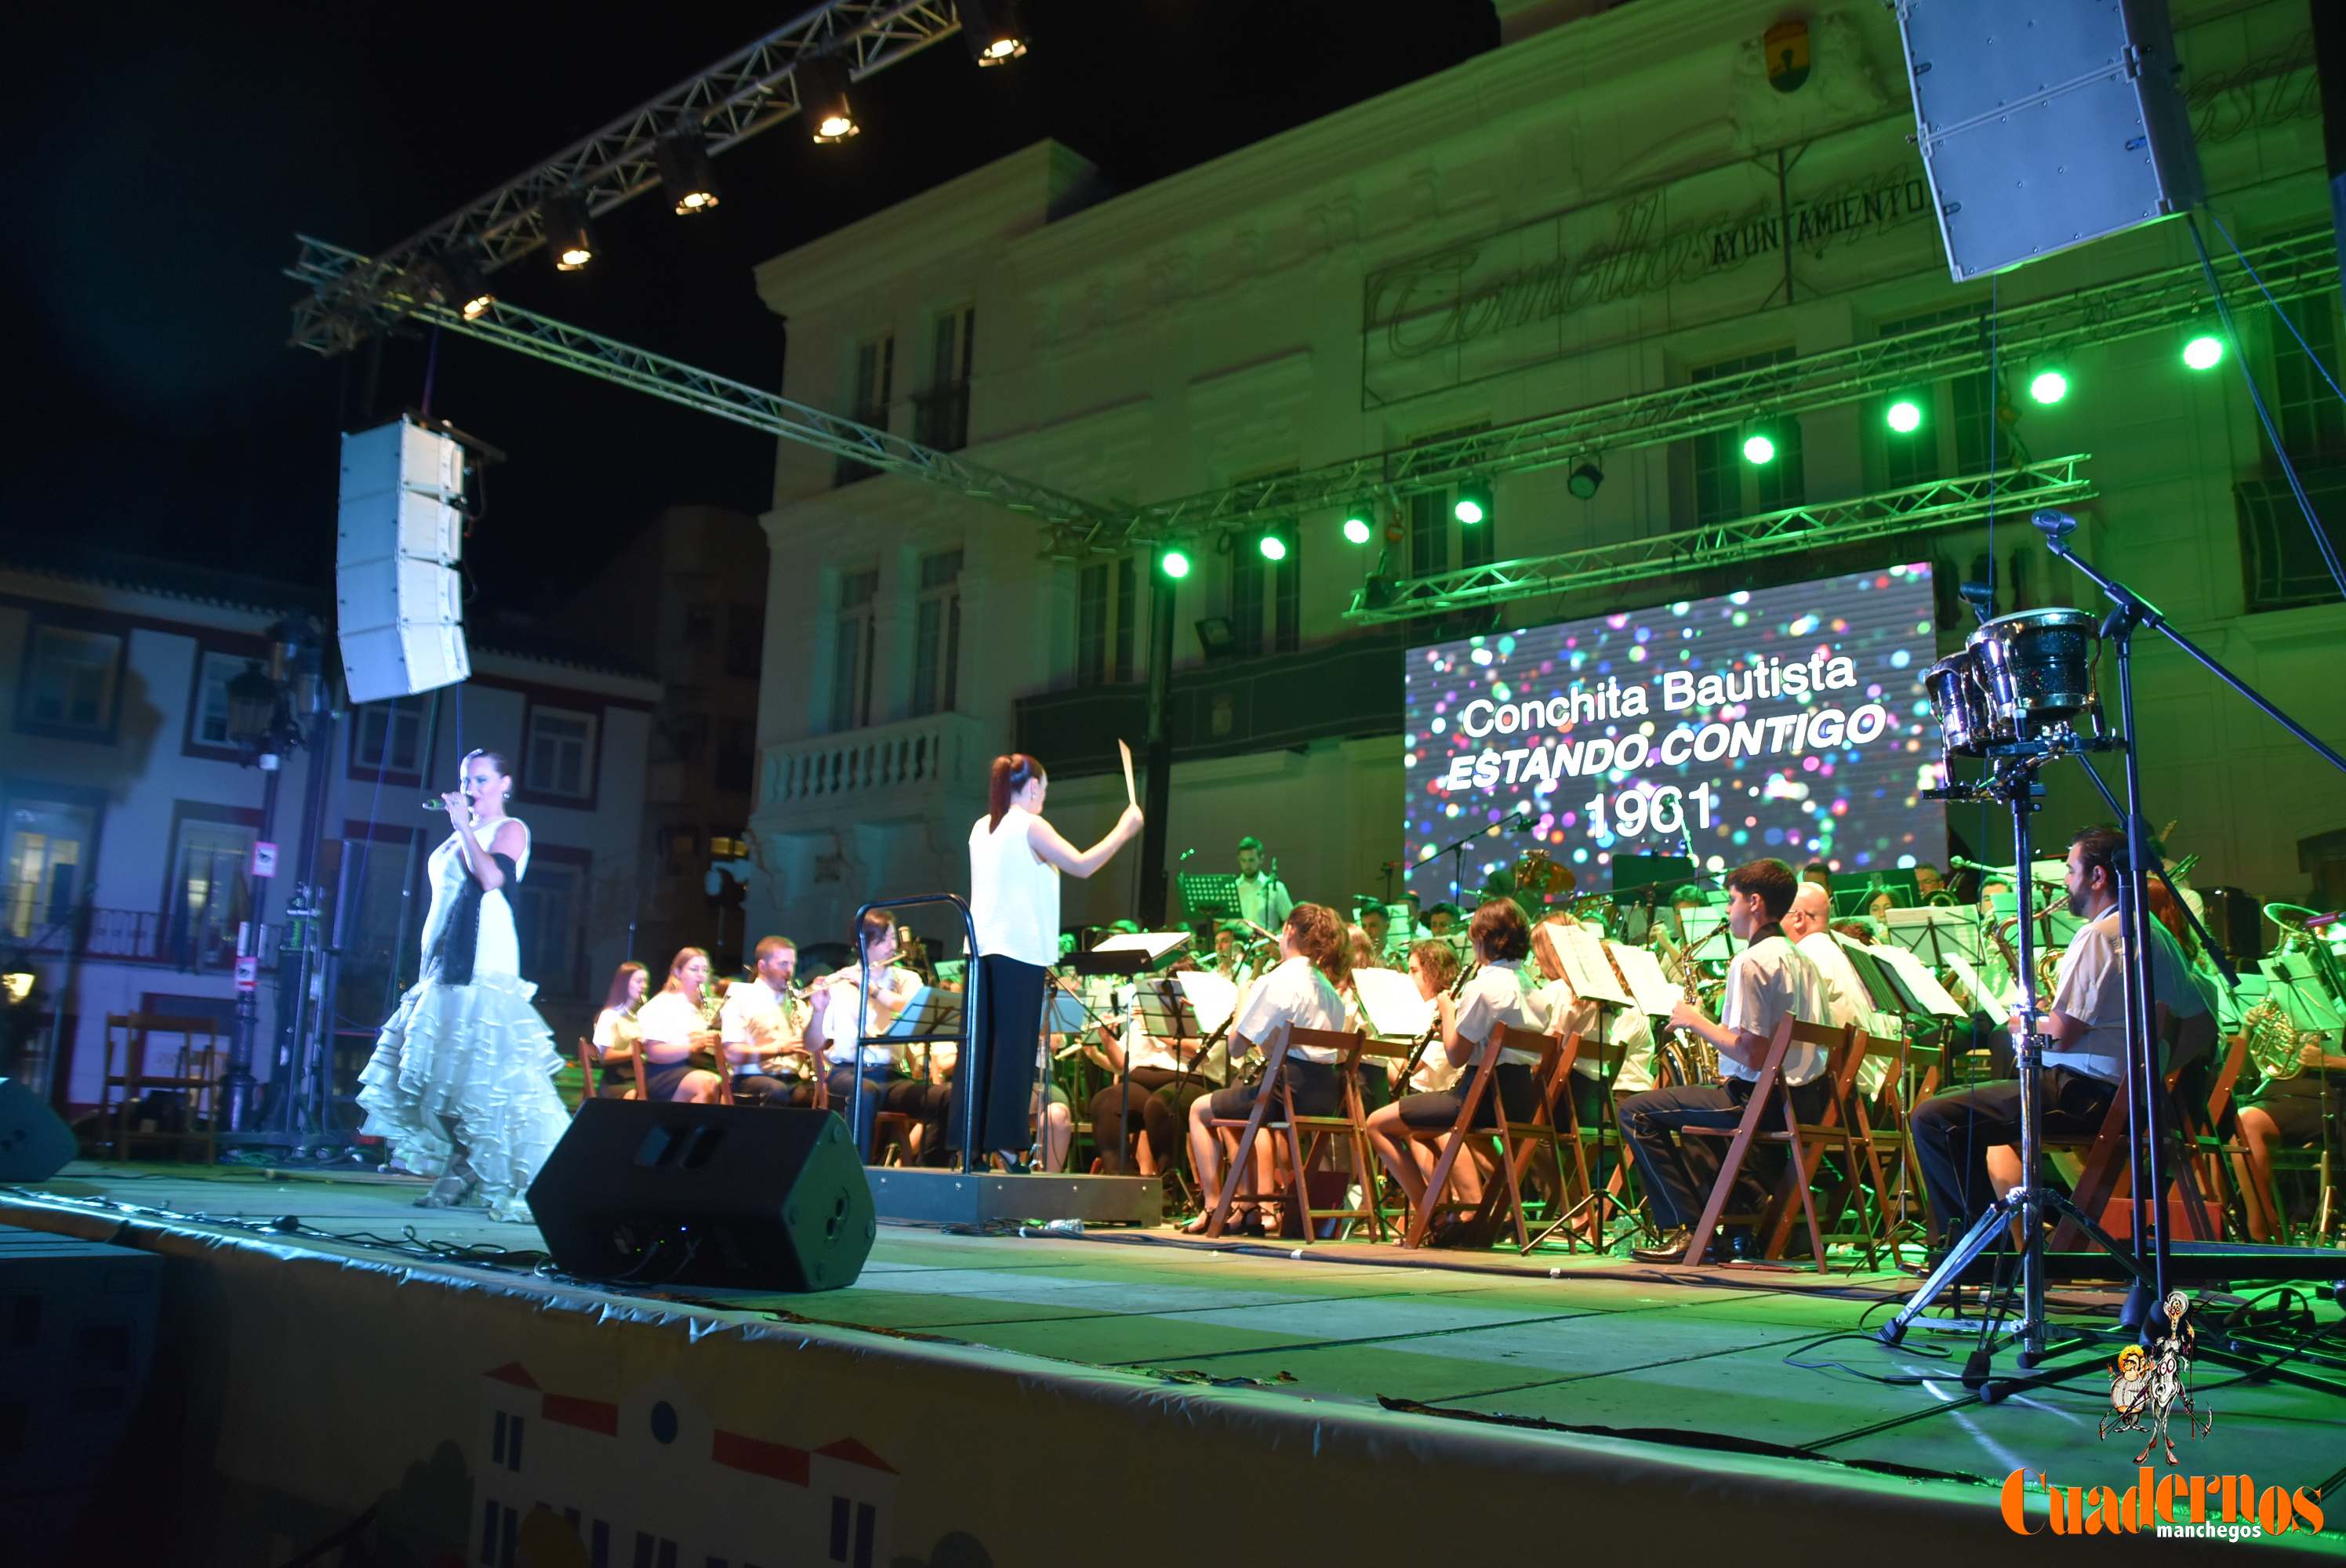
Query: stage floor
9 1161 2346 1558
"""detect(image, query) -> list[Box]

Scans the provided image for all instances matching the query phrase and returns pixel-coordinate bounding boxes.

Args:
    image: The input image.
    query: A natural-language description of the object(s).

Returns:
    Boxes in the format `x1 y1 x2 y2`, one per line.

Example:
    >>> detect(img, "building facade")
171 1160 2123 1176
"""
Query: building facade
746 0 2346 953
561 504 768 973
0 553 657 1113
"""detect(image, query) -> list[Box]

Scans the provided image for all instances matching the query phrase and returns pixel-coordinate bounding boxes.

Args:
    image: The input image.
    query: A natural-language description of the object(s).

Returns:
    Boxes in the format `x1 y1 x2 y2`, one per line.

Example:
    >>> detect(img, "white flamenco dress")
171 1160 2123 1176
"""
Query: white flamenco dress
357 818 571 1221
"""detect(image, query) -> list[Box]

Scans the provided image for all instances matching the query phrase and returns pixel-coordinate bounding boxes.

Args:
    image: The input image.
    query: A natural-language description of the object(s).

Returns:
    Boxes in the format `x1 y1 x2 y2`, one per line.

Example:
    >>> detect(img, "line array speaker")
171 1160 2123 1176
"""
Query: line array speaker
336 416 470 703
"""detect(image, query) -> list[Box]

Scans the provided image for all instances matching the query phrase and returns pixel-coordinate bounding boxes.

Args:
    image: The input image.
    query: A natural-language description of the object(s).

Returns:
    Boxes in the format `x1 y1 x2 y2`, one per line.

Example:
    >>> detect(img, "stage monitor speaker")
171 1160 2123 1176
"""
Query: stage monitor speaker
528 1102 875 1292
0 1077 75 1181
336 416 470 704
1894 0 2203 281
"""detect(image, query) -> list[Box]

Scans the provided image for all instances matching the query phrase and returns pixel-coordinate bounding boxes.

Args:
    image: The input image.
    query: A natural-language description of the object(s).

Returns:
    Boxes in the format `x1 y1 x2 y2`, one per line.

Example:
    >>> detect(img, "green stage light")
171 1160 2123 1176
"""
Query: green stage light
2028 369 2069 405
1454 477 1491 525
2183 335 2224 372
1342 514 1373 546
1741 432 1777 465
1159 548 1191 579
1886 398 1924 434
1258 533 1288 562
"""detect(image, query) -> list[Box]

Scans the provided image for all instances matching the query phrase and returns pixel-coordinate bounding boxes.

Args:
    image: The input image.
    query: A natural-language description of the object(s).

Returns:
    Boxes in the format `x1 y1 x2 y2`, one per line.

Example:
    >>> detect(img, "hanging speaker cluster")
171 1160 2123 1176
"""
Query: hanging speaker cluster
335 416 470 704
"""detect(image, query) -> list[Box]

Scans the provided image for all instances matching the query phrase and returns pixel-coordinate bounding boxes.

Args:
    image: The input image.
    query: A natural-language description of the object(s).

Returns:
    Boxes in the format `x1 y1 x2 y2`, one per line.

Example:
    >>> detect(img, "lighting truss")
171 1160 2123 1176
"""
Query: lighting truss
290 1 972 354
285 239 1112 531
1342 455 2094 625
1061 225 2331 557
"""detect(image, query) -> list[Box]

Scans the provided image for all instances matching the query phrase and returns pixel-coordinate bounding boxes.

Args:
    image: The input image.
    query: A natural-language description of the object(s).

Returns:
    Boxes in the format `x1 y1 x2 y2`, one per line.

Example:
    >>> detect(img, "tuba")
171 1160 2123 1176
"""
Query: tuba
2241 998 2321 1083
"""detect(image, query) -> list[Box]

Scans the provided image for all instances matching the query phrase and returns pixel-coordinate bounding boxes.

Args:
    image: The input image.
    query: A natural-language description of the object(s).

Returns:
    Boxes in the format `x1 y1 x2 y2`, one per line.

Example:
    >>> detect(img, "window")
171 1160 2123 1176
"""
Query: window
1229 549 1266 658
4 799 96 939
917 305 975 451
829 569 879 731
2273 301 2346 470
19 624 122 739
514 860 583 996
1876 309 1999 489
332 829 423 1026
911 548 963 717
717 721 755 793
525 707 597 801
1228 529 1301 657
1075 557 1140 686
724 606 764 680
1690 349 1804 524
187 651 252 754
163 813 253 967
683 603 717 646
351 697 425 778
1400 426 1489 582
837 333 895 485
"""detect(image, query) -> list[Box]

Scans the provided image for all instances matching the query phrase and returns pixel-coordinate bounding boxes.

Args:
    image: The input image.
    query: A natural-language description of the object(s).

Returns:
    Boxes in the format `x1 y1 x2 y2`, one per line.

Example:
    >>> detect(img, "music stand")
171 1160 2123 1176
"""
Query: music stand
873 984 968 1081
1528 928 1642 1250
1177 873 1242 926
1073 931 1191 1165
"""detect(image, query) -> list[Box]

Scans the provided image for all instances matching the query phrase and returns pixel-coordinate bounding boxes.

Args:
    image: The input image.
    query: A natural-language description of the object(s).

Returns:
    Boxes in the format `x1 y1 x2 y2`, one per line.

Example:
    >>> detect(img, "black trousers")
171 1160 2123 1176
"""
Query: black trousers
1910 1069 2120 1244
733 1073 814 1108
1617 1076 1831 1232
950 954 1048 1153
826 1065 950 1159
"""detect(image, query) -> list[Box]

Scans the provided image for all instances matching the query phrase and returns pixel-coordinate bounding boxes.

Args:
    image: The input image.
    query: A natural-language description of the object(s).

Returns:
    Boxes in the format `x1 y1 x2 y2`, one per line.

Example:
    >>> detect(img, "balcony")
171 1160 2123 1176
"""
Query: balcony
758 711 989 816
5 902 248 971
1015 635 1408 779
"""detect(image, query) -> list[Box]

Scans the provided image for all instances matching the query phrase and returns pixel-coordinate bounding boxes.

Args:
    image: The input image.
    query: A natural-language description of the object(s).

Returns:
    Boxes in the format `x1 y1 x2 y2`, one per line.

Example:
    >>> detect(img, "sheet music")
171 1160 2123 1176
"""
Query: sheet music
1135 978 1199 1039
1350 966 1433 1040
1680 909 1740 962
878 985 966 1037
1942 954 2012 1014
1550 923 1632 1006
1173 970 1239 1036
1092 930 1192 962
1865 942 1968 1018
1884 906 1984 964
1606 942 1684 1018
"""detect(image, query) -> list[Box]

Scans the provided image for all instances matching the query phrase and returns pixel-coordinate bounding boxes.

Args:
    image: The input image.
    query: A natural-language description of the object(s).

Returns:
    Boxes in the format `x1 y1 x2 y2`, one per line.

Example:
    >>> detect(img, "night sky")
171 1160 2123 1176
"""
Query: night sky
8 2 1498 619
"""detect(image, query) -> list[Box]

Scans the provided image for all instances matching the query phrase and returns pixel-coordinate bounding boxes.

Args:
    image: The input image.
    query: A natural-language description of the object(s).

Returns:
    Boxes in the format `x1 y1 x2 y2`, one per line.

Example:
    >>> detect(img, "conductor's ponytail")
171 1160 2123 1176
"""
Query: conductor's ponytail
987 753 1047 830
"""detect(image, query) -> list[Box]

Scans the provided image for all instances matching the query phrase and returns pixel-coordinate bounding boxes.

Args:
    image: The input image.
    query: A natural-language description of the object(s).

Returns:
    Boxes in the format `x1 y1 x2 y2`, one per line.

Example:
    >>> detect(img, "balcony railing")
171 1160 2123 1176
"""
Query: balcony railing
760 711 987 808
5 904 245 969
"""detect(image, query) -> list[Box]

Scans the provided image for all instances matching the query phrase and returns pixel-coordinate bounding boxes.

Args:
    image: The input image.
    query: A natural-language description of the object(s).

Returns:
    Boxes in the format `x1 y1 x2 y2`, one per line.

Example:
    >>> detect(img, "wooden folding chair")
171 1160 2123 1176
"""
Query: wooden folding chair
1859 1032 1944 1262
1203 1027 1382 1241
1672 1018 1849 1269
98 1014 224 1163
2047 1066 2220 1248
2187 1034 2262 1240
571 1038 600 1116
1754 1025 1894 1269
1404 1026 1578 1250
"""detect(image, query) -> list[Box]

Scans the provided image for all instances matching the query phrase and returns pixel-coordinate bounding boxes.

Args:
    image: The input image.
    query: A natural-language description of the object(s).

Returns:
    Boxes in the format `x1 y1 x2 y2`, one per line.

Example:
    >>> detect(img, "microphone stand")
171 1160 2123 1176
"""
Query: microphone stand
1424 810 1533 908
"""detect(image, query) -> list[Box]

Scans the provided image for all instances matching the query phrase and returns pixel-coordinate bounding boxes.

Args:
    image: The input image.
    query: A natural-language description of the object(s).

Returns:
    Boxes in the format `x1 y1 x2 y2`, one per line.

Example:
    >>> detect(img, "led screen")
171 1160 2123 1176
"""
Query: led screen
1403 564 1944 899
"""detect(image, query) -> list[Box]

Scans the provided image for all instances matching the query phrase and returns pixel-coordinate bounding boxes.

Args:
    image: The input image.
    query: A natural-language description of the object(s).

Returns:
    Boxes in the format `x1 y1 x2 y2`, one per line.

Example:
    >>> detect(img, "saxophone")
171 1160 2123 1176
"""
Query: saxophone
1660 958 1720 1087
2242 998 2319 1083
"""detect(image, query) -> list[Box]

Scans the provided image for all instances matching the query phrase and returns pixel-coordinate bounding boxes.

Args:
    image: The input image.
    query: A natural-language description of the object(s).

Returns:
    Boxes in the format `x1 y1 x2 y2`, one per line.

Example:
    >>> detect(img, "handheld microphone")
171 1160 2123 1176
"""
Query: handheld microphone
421 795 476 813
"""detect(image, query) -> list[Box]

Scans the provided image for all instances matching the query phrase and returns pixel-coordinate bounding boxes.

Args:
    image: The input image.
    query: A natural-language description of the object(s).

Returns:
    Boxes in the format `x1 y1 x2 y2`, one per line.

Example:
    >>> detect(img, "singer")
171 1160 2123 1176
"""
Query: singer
960 753 1142 1164
358 749 571 1221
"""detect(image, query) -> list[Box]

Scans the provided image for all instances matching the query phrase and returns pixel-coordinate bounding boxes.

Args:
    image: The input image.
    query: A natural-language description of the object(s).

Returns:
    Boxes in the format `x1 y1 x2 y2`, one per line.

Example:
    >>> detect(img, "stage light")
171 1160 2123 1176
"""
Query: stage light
800 56 859 143
656 130 720 214
2182 334 2224 371
1159 547 1191 580
1566 460 1603 500
2028 369 2068 405
1741 431 1777 465
542 194 594 270
1454 477 1491 525
427 252 495 320
961 0 1030 65
1342 503 1374 546
1258 532 1288 562
1886 397 1924 434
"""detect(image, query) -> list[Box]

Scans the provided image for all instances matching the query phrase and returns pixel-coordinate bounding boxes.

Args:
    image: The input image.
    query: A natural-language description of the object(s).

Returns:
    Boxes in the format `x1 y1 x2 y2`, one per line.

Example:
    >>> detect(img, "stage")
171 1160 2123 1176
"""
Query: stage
5 1162 2342 1563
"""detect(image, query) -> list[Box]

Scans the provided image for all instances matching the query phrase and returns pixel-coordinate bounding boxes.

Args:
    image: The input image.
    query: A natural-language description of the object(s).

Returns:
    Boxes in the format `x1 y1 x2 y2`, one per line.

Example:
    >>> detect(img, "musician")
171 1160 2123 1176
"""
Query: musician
717 936 816 1105
1365 900 1552 1221
1181 903 1349 1235
1801 862 1832 894
812 909 952 1159
1785 882 1887 1098
1618 858 1831 1264
1423 903 1462 938
1233 836 1295 930
1357 904 1393 967
1910 826 2213 1250
634 948 725 1104
1087 957 1226 1176
589 960 648 1099
1914 864 1947 903
1211 920 1253 981
964 753 1143 1165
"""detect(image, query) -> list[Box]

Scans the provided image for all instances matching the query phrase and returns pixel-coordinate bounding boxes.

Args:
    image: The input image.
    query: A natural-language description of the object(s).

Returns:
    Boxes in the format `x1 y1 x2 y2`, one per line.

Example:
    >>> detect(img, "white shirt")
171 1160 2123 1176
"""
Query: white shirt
1549 982 1658 1094
1125 986 1229 1083
635 989 706 1052
968 806 1059 966
1452 960 1555 1069
1716 932 1832 1087
2043 909 2208 1083
1230 954 1346 1065
719 977 803 1073
815 966 921 1069
1795 931 1889 1098
1234 872 1294 931
590 1006 639 1052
